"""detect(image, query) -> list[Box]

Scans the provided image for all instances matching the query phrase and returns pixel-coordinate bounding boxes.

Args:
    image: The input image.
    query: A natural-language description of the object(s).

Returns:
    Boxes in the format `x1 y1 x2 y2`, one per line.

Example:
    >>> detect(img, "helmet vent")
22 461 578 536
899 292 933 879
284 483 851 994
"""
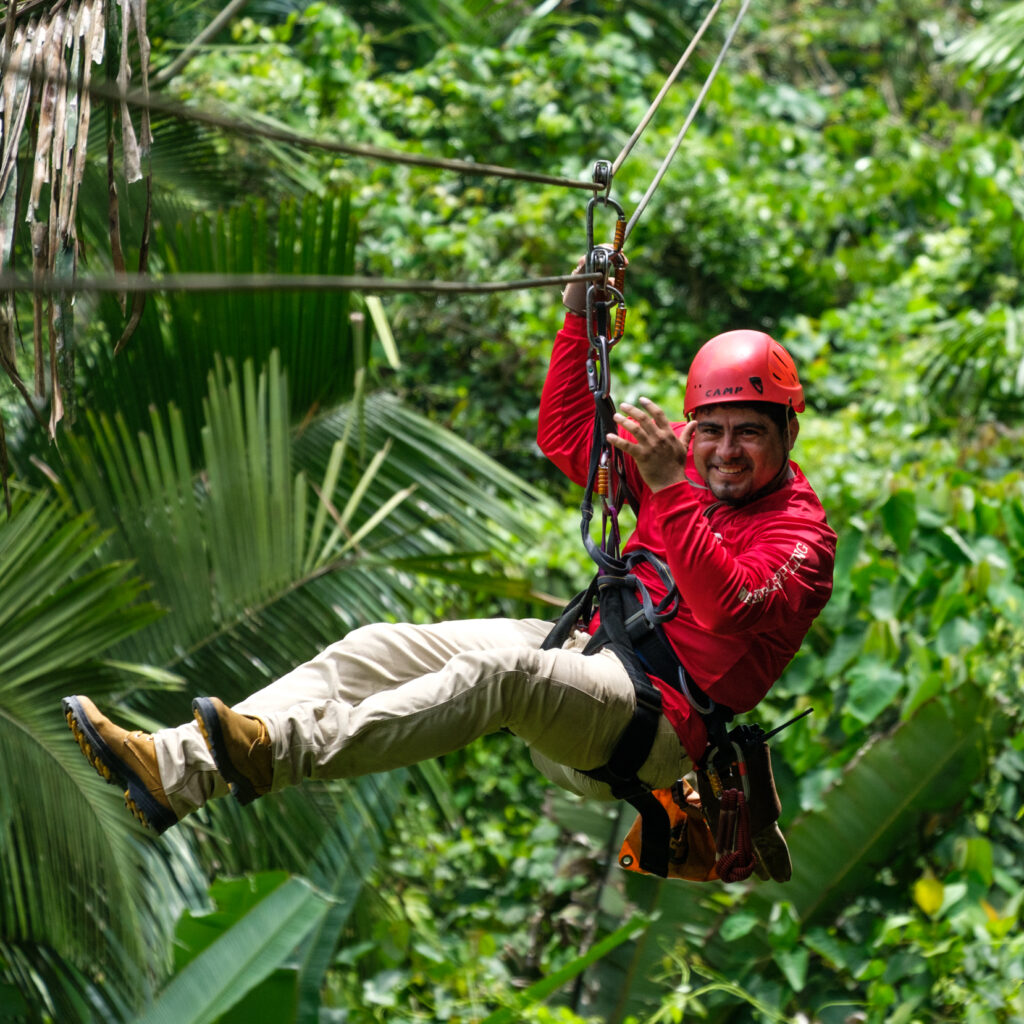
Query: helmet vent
768 347 799 386
749 376 764 394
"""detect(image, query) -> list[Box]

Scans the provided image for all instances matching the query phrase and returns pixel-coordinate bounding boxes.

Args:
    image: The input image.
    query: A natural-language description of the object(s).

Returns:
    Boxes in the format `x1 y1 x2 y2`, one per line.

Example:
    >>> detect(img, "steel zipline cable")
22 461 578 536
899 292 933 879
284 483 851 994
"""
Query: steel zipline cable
609 0 727 178
1 1 750 298
621 0 753 242
0 269 605 296
1 59 605 194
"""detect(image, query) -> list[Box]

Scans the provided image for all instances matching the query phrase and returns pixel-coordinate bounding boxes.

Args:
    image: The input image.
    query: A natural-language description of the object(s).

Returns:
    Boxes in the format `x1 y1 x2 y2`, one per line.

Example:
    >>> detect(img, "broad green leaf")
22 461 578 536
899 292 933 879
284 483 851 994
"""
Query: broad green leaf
612 684 1001 1018
772 946 809 992
844 661 904 724
174 872 293 969
134 876 331 1024
751 684 998 926
879 491 916 556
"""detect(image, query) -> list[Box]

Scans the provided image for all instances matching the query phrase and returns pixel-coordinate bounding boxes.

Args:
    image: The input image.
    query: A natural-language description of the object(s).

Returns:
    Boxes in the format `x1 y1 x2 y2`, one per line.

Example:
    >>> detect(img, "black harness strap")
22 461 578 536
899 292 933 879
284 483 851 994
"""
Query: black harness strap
587 640 671 876
542 554 734 878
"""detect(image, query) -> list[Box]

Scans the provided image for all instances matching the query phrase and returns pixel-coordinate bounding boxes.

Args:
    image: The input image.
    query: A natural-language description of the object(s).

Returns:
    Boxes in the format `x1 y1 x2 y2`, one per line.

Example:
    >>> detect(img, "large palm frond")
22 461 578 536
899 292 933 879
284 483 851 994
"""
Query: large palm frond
946 1 1024 106
918 303 1024 424
68 190 359 465
0 489 198 1003
53 350 539 718
30 330 544 1018
18 345 543 1017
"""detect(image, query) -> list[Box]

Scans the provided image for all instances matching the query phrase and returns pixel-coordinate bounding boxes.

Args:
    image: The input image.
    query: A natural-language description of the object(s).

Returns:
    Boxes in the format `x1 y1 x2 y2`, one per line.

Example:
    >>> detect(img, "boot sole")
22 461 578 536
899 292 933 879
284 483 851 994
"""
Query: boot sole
192 697 261 806
61 696 178 834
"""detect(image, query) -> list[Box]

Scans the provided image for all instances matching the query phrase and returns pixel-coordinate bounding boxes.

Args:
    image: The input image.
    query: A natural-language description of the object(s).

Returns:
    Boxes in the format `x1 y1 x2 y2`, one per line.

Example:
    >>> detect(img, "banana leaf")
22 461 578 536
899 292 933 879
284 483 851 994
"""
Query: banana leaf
580 683 999 1022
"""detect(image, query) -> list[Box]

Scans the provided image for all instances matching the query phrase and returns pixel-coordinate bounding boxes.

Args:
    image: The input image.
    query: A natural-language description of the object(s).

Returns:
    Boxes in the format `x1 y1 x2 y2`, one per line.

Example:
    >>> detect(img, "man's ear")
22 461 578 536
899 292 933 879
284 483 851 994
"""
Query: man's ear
786 415 800 451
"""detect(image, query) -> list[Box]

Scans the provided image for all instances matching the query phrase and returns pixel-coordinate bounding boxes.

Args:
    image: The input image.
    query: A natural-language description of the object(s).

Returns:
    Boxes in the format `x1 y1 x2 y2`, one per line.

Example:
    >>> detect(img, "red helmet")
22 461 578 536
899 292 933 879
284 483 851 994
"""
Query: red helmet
684 329 805 415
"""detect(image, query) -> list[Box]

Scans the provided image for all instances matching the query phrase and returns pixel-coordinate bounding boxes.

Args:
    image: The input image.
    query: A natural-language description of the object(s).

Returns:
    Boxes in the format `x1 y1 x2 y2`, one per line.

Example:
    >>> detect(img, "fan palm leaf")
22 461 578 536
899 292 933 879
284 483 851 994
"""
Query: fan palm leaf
54 350 540 711
918 304 1024 423
65 191 359 466
29 337 545 1017
946 2 1024 105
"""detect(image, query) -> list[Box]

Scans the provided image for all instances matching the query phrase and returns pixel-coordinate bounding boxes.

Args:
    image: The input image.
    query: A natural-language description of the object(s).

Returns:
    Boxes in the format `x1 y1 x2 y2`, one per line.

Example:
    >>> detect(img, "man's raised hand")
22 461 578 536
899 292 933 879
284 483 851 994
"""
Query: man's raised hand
608 397 695 493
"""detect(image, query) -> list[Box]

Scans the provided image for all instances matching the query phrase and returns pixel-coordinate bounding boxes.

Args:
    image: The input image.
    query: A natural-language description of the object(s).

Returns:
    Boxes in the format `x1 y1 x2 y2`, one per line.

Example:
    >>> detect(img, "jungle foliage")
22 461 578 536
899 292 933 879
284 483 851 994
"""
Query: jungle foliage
1 1 1022 1023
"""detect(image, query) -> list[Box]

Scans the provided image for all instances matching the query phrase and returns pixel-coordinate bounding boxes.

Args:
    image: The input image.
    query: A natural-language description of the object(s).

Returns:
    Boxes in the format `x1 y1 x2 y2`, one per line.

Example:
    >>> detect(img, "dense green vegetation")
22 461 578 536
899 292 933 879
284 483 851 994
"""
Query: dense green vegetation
1 1 1022 1022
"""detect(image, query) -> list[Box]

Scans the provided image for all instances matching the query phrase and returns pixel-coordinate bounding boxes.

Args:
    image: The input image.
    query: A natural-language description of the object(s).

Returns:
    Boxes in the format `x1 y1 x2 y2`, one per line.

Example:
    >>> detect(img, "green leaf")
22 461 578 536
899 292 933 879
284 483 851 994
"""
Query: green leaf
0 492 174 994
845 661 904 724
134 876 331 1024
957 837 994 886
174 872 293 969
879 491 917 555
757 684 1000 926
772 946 809 992
364 295 402 370
720 912 760 942
478 915 647 1024
621 684 1002 1003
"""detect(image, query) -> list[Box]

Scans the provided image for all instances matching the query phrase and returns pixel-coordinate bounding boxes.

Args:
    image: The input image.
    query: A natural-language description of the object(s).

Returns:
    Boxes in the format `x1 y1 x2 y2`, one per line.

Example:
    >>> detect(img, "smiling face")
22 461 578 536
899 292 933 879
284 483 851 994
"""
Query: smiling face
690 403 798 503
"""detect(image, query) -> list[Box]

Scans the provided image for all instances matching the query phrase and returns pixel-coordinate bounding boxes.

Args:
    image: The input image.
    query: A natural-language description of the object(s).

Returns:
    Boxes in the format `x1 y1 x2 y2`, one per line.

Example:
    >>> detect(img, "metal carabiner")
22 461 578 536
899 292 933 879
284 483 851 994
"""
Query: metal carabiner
585 194 626 253
587 332 612 399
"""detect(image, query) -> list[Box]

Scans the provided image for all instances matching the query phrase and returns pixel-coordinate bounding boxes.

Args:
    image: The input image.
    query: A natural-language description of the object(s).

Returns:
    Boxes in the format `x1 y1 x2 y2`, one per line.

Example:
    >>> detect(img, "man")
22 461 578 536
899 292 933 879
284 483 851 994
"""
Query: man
63 289 835 858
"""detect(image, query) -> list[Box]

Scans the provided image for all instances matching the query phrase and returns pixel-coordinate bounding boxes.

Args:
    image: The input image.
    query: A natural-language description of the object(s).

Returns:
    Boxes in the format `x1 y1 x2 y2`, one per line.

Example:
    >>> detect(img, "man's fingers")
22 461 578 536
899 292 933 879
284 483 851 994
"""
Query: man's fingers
606 431 633 452
637 396 669 422
617 397 669 436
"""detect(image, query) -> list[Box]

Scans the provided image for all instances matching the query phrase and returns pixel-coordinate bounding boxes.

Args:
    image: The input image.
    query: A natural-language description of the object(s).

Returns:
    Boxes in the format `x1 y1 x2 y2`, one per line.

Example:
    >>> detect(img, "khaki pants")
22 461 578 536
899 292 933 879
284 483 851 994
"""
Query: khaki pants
153 617 689 819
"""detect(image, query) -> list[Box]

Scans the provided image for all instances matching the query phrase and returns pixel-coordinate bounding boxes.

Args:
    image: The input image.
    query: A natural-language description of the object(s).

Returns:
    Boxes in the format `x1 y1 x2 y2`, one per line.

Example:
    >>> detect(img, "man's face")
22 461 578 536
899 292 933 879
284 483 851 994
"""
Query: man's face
690 405 798 502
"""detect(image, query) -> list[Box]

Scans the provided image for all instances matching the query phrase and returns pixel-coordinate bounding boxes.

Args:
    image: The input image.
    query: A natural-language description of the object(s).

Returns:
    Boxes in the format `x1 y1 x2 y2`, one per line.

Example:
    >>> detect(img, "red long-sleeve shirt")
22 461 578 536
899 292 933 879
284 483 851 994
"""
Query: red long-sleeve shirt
539 314 836 760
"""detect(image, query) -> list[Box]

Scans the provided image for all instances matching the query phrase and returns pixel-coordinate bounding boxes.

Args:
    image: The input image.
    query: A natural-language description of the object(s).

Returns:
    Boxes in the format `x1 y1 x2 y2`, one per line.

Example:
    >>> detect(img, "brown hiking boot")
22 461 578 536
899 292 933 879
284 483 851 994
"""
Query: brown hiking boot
62 695 178 834
192 697 272 806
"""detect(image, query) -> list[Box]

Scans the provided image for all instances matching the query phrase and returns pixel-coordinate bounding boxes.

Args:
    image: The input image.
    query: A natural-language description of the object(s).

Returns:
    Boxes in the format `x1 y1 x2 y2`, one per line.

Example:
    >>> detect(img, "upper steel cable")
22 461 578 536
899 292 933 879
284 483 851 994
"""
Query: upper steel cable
2 56 604 194
609 0 727 178
623 0 754 242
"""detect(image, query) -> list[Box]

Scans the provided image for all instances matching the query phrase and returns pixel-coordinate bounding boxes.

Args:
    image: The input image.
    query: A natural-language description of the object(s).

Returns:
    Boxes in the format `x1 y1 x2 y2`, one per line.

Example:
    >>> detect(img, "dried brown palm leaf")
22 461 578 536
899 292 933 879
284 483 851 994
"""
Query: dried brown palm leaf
0 0 150 451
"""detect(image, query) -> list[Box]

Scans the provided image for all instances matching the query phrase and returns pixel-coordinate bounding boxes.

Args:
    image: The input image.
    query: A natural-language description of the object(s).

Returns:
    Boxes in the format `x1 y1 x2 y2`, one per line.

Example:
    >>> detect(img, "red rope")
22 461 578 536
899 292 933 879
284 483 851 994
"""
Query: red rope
714 789 756 883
